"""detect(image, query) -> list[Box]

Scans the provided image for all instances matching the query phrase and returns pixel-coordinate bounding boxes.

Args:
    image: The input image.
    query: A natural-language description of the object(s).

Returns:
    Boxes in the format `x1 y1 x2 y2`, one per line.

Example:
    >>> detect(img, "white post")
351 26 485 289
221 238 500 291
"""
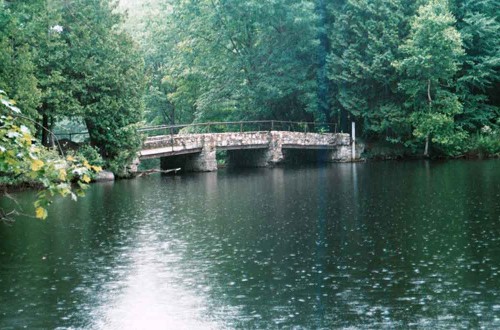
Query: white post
351 121 356 161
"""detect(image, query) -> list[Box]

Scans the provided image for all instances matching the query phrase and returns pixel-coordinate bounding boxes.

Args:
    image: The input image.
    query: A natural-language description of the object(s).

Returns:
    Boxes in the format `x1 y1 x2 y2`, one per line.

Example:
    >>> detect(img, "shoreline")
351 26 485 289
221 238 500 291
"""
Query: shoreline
1 156 498 196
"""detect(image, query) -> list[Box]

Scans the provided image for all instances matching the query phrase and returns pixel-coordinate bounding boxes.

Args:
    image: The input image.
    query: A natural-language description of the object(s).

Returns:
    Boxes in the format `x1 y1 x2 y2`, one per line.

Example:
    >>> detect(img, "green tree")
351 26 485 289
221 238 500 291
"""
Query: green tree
1 0 145 175
452 0 500 131
8 0 80 145
394 0 465 156
61 0 144 174
159 0 320 123
0 1 41 121
327 0 419 137
140 2 191 125
315 0 330 123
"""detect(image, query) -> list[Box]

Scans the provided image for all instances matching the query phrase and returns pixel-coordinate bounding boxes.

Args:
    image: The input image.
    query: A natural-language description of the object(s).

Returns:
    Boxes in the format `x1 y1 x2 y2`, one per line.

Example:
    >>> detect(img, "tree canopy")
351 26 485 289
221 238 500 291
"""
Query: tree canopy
1 0 499 173
133 0 498 156
0 0 145 175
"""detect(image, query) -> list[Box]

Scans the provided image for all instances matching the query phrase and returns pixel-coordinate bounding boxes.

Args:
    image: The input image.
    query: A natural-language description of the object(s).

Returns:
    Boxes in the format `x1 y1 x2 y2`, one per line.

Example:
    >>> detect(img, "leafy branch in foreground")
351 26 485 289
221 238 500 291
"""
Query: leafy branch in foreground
1 90 100 222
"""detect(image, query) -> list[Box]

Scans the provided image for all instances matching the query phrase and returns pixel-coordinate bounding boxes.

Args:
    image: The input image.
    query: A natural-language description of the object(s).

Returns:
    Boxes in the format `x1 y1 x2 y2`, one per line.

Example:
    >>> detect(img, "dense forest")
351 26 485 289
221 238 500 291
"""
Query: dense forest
1 0 499 178
136 0 499 158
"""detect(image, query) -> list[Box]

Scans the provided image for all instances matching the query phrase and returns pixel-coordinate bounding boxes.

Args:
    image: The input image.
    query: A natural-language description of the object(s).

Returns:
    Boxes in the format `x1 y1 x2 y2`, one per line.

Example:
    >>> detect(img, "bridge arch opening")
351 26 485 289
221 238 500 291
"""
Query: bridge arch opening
282 148 334 164
225 148 270 168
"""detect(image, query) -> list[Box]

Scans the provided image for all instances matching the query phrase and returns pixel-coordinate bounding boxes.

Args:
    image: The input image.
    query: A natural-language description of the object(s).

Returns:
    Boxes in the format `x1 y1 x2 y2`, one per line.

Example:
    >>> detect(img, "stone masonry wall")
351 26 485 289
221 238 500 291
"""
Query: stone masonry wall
143 131 350 150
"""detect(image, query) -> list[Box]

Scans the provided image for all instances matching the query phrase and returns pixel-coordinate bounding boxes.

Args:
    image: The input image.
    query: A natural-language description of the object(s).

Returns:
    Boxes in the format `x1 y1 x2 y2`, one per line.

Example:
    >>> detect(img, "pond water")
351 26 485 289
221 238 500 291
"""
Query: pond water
1 160 500 329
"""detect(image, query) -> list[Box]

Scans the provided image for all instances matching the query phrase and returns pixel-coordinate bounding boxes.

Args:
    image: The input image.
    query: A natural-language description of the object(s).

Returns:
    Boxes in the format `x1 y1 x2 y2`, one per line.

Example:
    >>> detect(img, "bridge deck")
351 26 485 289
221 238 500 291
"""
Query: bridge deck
140 147 203 159
282 144 338 150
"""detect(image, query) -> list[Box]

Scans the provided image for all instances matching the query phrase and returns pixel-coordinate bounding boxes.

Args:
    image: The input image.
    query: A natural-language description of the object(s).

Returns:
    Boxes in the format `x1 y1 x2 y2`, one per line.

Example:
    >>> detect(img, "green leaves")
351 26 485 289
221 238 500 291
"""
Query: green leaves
147 0 320 124
62 1 145 175
394 0 466 155
325 0 499 155
1 0 499 165
1 0 145 177
1 92 99 220
397 1 464 80
328 0 412 136
452 0 500 131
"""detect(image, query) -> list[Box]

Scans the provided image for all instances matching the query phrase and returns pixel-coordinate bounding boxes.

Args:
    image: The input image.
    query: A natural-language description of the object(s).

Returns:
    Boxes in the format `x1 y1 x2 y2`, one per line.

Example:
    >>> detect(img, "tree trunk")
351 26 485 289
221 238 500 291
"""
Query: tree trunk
424 135 429 157
339 106 350 133
48 116 55 148
41 114 49 147
424 79 432 157
170 104 175 125
84 118 102 154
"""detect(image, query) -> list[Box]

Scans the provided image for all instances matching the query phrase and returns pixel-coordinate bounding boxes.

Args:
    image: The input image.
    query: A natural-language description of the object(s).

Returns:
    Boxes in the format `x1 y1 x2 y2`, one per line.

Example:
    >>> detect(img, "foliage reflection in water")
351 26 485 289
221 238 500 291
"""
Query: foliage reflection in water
1 160 500 329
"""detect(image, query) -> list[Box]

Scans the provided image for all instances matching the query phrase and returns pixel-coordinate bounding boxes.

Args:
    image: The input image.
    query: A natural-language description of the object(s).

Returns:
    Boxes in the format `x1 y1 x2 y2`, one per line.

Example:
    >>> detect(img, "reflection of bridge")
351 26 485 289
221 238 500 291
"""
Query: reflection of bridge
137 121 355 172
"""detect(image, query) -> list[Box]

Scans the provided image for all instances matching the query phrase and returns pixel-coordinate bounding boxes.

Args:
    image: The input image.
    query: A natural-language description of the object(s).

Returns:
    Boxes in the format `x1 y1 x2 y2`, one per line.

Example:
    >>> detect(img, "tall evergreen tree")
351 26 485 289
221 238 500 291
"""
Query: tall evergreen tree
58 0 145 173
327 0 417 137
452 0 500 130
315 0 330 123
0 1 41 120
1 0 145 174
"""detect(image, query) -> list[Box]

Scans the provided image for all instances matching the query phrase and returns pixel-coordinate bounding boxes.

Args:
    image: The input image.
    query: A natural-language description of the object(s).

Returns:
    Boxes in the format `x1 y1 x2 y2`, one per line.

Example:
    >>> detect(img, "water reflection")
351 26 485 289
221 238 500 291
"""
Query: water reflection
1 160 500 329
92 222 224 329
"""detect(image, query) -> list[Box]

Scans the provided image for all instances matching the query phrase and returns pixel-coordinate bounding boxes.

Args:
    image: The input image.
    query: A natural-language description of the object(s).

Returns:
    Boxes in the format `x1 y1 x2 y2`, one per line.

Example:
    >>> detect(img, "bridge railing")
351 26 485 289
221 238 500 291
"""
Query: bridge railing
138 120 338 137
53 121 339 142
53 131 90 143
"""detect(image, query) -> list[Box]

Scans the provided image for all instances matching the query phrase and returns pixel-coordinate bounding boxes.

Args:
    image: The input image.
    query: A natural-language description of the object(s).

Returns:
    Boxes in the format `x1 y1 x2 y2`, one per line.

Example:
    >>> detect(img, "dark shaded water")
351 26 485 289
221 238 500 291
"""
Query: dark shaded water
1 160 500 329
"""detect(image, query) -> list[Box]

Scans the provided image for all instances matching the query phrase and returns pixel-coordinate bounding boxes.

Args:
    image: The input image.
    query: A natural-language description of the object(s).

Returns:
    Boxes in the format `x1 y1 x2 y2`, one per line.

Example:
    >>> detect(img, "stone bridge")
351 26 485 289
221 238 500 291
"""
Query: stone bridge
139 130 356 172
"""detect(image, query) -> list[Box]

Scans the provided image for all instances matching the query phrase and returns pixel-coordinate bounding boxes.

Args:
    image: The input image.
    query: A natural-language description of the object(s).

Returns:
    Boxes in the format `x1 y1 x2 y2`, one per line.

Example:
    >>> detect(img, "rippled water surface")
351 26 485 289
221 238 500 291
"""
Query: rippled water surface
1 160 500 329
